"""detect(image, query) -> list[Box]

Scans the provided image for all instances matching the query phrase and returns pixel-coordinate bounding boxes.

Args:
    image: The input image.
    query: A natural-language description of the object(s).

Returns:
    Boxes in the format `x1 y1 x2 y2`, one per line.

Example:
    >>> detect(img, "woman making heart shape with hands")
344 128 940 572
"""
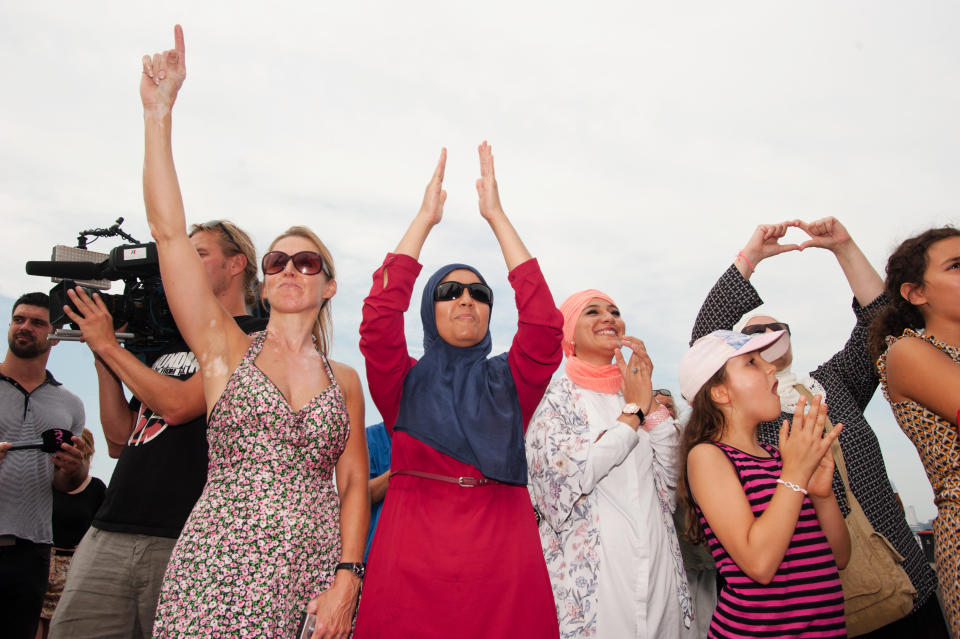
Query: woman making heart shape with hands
689 217 947 636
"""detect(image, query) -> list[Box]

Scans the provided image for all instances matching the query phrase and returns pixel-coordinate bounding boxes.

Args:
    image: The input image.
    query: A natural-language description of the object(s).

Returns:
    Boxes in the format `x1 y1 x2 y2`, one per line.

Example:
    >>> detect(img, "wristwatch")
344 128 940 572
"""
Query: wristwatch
335 562 365 580
621 403 645 425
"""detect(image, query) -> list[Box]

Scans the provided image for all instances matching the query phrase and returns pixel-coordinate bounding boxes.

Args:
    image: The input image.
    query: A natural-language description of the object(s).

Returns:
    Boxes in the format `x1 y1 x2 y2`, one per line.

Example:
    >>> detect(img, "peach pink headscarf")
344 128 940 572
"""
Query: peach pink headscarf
560 289 623 395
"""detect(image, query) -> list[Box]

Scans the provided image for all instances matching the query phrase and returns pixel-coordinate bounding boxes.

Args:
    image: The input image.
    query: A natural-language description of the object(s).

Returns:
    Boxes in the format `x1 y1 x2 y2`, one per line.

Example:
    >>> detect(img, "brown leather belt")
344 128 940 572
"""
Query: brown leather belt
391 469 498 487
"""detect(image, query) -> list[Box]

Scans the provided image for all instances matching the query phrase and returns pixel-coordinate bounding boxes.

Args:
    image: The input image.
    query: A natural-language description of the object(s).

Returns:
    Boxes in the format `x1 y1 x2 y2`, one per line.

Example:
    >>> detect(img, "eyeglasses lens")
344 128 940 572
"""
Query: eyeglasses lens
742 322 790 336
433 282 492 305
261 251 325 276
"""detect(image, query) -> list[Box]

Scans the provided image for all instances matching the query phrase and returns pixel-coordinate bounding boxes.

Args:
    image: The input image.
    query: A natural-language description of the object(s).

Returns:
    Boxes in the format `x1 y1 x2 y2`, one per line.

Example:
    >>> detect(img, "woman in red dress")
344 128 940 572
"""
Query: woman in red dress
354 143 563 638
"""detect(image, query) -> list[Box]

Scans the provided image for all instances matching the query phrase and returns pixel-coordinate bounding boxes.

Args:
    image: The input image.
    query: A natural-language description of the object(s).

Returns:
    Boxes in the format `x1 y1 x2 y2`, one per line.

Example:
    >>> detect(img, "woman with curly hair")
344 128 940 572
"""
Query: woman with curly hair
870 226 960 638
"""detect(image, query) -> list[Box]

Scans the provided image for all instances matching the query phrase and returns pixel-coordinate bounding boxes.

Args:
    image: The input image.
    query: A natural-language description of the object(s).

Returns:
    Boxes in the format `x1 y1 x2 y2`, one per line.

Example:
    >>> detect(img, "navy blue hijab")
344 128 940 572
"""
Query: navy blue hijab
393 263 527 484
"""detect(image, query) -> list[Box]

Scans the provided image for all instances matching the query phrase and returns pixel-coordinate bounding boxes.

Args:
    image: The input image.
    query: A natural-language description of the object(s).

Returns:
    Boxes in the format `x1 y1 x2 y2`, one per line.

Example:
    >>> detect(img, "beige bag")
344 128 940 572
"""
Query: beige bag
796 386 916 636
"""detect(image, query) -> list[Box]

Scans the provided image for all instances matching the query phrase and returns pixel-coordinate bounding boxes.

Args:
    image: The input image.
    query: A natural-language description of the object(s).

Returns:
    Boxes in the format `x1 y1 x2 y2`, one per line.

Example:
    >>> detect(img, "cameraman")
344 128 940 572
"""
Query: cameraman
49 221 266 639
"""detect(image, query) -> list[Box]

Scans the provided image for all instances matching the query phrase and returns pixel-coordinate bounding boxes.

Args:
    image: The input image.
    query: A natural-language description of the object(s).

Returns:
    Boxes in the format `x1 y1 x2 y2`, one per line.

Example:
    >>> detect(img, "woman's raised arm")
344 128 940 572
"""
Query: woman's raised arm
141 25 245 384
476 141 531 271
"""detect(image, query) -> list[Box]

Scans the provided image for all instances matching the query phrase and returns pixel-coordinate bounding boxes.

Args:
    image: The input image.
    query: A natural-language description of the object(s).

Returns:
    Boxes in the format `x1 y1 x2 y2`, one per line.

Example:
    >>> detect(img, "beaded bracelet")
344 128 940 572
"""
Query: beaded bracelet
776 478 808 495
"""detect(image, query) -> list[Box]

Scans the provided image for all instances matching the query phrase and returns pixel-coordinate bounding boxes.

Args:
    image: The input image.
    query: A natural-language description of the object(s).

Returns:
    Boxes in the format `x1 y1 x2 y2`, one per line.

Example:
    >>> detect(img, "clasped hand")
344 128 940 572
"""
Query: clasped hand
778 395 843 498
614 336 654 416
305 574 360 639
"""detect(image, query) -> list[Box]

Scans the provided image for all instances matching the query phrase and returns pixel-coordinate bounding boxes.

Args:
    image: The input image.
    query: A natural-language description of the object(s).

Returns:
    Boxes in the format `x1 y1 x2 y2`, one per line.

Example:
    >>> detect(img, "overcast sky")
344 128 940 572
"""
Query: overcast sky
2 1 957 521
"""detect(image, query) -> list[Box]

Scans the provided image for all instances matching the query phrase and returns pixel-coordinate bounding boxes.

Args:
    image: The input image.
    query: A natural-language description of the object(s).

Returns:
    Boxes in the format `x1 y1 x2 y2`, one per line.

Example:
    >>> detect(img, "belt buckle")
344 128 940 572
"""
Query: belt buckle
458 476 482 487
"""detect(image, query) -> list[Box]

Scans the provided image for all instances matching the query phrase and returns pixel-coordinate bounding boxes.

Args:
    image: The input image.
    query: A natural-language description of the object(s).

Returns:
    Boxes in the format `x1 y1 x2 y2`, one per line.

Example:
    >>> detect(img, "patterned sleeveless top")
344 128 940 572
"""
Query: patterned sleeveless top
878 329 960 639
153 330 351 637
878 328 960 508
695 442 846 638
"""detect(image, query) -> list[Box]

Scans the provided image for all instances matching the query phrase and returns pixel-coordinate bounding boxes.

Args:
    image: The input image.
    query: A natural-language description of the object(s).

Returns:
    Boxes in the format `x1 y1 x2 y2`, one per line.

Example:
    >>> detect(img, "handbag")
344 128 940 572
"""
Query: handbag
796 385 916 636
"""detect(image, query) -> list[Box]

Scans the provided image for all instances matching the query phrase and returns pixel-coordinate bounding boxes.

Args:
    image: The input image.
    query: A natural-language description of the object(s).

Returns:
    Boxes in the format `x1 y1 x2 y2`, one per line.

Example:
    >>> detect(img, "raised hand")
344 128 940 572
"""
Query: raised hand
476 141 505 221
739 221 802 270
418 148 447 226
615 336 655 418
395 148 447 259
140 24 186 113
796 217 852 253
777 395 843 490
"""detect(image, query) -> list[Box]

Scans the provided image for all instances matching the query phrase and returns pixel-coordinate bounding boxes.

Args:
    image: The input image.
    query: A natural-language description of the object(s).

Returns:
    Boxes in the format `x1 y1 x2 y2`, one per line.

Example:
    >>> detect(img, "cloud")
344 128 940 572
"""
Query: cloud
2 0 956 520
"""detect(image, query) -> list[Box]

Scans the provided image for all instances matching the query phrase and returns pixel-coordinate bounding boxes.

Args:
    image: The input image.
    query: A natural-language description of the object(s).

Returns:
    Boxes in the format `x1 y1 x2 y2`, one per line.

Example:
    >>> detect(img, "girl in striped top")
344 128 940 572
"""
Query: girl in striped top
676 329 851 638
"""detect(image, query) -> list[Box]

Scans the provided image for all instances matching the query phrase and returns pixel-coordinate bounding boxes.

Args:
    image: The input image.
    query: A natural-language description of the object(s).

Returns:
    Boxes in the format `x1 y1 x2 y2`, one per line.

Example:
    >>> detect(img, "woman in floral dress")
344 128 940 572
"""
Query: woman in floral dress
870 226 960 638
139 26 369 638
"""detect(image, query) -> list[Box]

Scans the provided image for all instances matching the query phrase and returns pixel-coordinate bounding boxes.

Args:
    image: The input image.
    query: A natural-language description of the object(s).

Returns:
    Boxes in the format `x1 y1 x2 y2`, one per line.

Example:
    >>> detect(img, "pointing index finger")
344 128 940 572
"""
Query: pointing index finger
174 24 185 55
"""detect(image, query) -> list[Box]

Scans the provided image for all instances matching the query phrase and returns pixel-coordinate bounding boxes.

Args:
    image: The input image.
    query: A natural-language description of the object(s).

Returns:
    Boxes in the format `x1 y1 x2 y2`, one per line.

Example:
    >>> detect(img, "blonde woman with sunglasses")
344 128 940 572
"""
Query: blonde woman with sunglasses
139 26 368 639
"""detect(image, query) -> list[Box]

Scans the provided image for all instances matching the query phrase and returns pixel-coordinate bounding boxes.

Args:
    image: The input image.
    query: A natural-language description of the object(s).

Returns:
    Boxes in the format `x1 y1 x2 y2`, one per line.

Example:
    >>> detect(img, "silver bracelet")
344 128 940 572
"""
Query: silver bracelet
776 478 808 495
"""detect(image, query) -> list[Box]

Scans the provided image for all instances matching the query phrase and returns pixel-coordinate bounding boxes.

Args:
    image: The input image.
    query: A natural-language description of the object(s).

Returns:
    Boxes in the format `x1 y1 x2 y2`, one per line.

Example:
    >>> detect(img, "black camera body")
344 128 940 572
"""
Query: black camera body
25 220 179 358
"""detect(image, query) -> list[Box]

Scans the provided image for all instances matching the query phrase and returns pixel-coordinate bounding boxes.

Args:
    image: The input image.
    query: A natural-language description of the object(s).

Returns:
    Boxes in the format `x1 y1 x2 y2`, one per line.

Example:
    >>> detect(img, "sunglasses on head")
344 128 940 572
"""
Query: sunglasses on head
433 281 493 306
742 321 791 336
204 220 241 253
261 251 328 277
653 388 672 397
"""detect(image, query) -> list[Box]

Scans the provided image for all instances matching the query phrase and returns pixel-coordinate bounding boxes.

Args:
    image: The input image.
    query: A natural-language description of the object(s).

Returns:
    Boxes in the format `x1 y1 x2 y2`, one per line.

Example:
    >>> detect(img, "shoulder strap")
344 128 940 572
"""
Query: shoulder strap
244 330 267 364
319 351 337 385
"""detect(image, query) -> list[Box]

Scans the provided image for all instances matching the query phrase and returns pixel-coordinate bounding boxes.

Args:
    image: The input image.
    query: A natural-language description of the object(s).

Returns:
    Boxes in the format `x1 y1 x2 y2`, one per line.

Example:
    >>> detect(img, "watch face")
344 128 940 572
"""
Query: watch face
622 403 640 414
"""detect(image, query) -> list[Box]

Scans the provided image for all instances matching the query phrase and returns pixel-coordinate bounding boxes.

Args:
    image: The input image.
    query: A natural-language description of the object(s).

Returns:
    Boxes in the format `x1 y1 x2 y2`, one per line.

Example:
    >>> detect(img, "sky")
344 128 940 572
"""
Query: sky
1 2 957 522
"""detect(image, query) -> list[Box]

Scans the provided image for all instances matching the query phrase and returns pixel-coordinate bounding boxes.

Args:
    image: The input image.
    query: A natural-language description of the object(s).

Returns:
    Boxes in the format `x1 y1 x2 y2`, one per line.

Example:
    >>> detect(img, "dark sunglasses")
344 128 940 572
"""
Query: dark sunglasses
742 321 791 336
653 388 672 397
433 281 493 306
261 251 328 277
204 220 241 253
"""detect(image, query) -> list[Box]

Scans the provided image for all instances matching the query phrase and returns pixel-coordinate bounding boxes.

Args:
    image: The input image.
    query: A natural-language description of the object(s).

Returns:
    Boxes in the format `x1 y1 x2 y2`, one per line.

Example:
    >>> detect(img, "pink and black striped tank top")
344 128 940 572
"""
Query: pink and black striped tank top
696 441 846 638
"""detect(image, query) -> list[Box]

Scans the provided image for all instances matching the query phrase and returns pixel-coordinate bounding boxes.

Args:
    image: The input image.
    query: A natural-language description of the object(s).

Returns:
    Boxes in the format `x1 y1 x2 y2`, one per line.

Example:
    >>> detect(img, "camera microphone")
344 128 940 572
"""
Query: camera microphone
26 260 105 280
7 428 74 453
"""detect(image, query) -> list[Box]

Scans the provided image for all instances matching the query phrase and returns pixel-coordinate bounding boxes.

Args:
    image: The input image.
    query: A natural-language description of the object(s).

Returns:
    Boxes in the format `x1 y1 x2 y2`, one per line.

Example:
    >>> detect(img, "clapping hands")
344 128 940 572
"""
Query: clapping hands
778 395 843 495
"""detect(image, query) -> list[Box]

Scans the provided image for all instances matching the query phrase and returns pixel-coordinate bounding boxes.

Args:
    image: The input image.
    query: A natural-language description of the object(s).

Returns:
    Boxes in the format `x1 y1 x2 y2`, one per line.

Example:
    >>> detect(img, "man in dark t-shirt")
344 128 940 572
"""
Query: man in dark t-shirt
50 221 265 638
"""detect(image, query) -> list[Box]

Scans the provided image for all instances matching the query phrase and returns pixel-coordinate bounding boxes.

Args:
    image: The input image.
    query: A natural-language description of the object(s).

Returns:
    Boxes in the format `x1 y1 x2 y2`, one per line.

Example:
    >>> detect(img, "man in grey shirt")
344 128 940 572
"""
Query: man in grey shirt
0 292 85 639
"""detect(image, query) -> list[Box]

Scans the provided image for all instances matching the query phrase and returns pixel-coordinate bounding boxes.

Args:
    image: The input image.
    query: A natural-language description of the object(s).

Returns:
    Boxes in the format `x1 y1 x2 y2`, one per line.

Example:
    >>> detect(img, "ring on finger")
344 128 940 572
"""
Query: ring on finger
631 367 639 374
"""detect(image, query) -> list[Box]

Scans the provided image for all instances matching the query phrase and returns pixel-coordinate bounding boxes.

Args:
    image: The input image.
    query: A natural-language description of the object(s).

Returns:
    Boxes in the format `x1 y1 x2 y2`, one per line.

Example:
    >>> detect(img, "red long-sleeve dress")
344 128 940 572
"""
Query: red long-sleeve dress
354 253 562 639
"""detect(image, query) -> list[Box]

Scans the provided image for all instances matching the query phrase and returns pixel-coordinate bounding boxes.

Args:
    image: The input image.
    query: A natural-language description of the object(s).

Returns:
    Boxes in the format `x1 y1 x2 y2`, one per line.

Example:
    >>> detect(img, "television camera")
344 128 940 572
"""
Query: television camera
24 218 177 358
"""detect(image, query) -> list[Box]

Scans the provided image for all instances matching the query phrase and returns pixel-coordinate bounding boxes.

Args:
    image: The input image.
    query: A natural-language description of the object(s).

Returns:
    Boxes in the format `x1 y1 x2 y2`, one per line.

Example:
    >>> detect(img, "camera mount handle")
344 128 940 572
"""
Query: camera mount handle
76 217 140 249
49 329 135 344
